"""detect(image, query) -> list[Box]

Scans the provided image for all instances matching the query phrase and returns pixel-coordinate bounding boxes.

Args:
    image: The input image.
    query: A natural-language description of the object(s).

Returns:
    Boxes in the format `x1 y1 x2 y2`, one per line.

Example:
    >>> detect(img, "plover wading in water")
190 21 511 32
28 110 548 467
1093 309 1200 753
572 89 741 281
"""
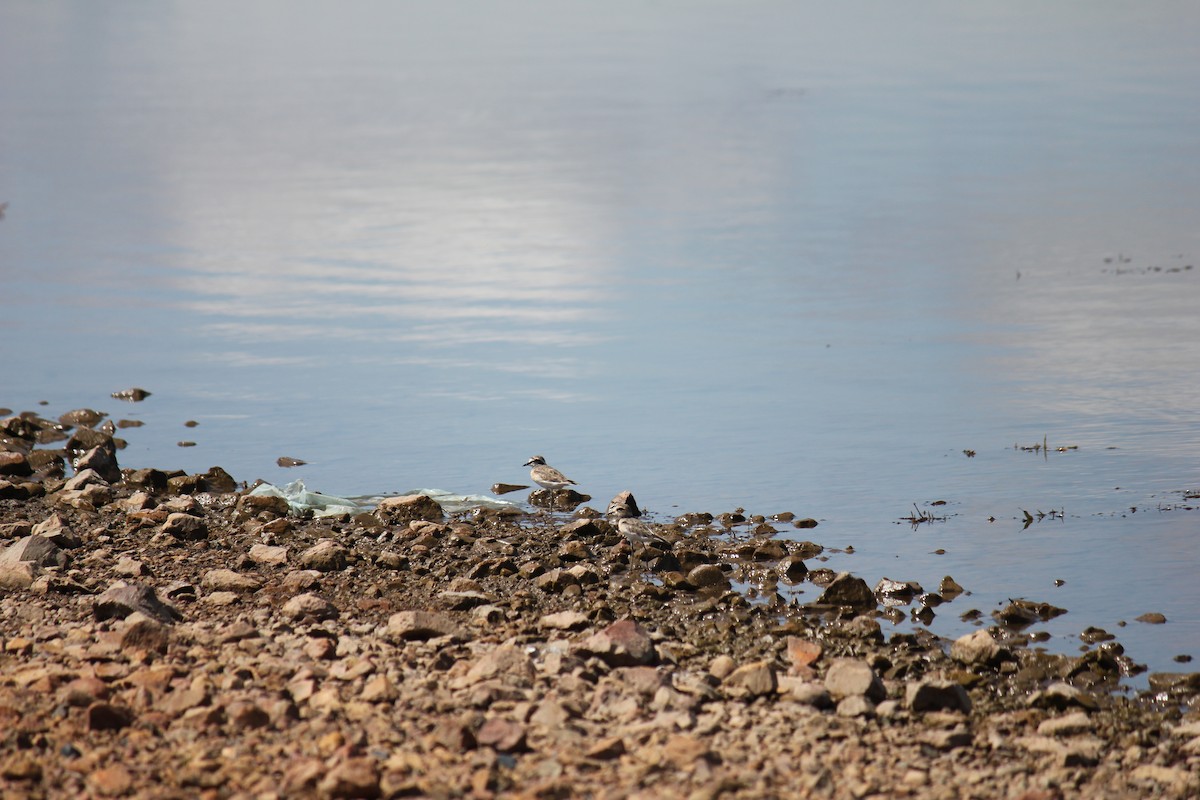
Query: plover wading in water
523 455 577 491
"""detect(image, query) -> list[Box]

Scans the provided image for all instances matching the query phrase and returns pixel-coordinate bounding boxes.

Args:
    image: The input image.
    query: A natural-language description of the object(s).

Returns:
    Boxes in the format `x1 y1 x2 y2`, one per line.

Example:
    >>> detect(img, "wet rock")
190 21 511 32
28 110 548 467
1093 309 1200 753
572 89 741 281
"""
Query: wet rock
386 610 462 641
199 466 238 493
94 582 183 624
939 575 964 598
376 494 444 523
282 593 339 621
0 451 32 477
606 490 641 519
299 540 349 572
491 482 527 495
111 387 151 402
74 442 121 483
815 573 877 612
1147 672 1200 695
577 618 656 667
824 658 885 702
687 563 730 590
875 577 921 602
528 488 590 511
1135 612 1167 624
276 456 307 468
994 599 1067 628
161 512 208 540
906 679 971 713
951 630 1007 666
60 408 105 428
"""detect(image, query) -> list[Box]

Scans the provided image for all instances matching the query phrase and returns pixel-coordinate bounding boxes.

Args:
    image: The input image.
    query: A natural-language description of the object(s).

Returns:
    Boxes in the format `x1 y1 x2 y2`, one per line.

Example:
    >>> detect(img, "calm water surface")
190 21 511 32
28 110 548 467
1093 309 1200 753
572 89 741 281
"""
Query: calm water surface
2 2 1198 682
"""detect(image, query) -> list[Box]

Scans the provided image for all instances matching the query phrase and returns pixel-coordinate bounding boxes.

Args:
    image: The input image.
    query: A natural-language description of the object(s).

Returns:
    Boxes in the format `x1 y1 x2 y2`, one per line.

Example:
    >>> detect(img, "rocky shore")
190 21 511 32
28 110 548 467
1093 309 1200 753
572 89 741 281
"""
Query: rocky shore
2 406 1199 799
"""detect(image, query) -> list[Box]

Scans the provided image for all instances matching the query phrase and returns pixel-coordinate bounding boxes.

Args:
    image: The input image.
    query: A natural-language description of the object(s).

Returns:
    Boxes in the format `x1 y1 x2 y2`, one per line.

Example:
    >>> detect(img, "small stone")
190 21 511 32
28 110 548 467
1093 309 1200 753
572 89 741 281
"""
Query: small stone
687 563 729 589
318 757 381 799
282 593 339 621
476 718 527 752
539 610 589 631
723 661 777 698
1135 612 1167 624
663 734 710 768
576 618 656 667
248 544 289 565
906 679 971 713
94 583 183 624
88 764 134 796
114 557 148 577
120 619 170 654
361 675 398 703
375 494 444 523
951 629 1006 666
836 695 876 718
786 636 822 671
1037 711 1094 737
201 568 263 593
0 451 32 477
824 658 885 702
2 754 43 782
386 610 461 641
86 702 134 731
299 539 348 572
586 736 626 760
709 655 737 680
75 444 121 483
161 512 207 540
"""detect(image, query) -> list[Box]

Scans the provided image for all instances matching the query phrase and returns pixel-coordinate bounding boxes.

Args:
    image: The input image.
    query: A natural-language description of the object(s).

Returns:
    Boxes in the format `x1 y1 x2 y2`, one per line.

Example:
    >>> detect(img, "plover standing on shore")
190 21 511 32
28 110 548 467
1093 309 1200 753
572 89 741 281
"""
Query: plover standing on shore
608 504 670 551
523 455 578 490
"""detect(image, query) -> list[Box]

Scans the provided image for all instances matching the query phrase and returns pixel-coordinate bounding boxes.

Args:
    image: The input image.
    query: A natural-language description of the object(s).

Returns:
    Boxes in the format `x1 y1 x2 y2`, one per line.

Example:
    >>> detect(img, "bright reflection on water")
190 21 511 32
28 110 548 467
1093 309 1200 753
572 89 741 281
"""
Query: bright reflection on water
2 2 1199 680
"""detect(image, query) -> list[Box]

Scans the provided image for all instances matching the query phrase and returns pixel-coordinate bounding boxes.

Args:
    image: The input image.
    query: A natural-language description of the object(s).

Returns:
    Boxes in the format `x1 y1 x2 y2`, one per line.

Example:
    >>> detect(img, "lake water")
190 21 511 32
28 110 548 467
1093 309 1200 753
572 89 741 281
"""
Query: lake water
2 2 1198 684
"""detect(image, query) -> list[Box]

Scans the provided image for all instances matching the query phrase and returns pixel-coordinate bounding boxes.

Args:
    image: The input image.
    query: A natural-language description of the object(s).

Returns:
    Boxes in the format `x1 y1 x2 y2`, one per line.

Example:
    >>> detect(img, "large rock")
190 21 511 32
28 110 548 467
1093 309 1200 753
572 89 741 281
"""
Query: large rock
0 451 32 477
816 573 877 612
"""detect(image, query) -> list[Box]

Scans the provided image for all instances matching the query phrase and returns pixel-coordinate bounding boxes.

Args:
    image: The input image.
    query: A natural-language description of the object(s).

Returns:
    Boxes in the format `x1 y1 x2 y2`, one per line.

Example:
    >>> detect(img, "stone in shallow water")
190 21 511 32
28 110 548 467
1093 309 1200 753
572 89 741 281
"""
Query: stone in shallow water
816 573 876 612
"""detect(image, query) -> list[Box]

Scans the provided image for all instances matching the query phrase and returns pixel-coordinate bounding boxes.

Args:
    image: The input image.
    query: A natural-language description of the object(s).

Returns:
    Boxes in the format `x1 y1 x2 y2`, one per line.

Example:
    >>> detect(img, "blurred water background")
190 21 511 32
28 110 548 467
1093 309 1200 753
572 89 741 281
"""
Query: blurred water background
2 1 1198 683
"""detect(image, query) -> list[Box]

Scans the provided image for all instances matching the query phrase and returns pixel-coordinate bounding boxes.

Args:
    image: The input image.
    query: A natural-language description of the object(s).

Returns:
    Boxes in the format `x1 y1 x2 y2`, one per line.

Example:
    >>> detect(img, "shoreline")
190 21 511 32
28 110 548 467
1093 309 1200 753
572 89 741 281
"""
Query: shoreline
2 408 1199 797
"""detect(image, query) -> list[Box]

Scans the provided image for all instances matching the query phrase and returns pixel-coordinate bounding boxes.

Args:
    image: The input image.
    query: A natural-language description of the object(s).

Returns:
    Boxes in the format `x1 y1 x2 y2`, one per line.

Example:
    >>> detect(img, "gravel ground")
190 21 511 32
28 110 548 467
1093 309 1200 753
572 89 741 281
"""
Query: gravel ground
1 412 1199 799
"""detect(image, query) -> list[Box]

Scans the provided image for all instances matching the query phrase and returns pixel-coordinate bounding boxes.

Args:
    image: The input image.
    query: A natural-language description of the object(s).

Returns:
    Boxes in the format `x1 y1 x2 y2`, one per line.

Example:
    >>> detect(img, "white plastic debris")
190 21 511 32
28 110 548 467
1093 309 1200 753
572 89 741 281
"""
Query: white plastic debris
248 480 517 517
